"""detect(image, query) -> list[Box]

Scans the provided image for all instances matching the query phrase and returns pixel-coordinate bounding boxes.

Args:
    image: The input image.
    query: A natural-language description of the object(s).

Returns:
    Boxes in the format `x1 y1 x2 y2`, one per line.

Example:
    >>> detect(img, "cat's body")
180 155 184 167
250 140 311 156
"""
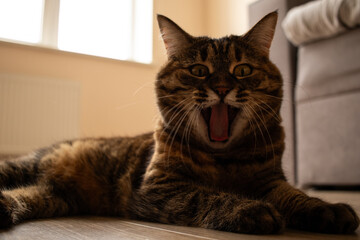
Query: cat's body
0 12 358 234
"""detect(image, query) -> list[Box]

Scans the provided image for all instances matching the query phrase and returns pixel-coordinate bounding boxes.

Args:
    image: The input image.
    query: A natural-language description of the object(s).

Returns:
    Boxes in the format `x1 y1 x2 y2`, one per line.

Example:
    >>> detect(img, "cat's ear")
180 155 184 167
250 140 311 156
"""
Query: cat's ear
157 15 193 58
243 11 278 56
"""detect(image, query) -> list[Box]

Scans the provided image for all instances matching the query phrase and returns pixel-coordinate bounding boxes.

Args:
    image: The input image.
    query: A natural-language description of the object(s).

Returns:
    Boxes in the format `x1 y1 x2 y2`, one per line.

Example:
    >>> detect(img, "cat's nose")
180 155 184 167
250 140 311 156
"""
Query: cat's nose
215 87 230 98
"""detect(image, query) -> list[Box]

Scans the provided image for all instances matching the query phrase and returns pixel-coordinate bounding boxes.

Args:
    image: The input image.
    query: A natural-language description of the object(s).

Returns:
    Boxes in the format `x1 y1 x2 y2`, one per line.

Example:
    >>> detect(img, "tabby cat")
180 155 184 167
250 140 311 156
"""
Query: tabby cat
0 12 358 235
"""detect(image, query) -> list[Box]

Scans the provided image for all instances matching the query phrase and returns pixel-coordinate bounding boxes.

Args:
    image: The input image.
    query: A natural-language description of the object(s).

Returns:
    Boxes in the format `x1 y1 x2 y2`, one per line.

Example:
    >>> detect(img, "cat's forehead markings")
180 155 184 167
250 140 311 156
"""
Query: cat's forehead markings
206 39 235 64
211 38 231 55
199 44 209 62
218 38 230 56
193 44 215 72
225 42 236 62
193 39 246 73
196 44 211 61
204 43 216 59
209 41 219 55
234 45 242 62
223 39 231 56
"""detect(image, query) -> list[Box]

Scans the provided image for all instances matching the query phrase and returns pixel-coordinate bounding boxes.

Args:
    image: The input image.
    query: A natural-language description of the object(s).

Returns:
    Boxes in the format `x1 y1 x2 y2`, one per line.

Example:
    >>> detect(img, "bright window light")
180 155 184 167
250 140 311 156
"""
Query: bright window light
133 0 153 63
0 0 153 64
0 0 44 43
58 0 133 61
58 0 153 63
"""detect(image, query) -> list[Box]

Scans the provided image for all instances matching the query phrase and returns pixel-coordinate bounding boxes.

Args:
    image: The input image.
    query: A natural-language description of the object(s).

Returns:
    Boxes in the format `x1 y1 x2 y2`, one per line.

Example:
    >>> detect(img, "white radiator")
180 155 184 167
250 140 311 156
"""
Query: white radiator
0 74 80 154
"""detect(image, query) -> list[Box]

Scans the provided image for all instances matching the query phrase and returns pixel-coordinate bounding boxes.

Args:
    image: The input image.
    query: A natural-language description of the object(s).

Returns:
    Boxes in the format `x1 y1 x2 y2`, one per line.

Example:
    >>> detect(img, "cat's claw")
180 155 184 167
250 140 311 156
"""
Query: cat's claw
289 202 359 234
237 202 285 234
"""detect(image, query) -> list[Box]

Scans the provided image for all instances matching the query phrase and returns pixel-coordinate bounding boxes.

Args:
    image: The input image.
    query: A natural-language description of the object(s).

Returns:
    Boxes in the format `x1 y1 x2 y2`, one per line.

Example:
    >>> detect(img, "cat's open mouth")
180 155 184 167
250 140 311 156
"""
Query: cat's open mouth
201 103 239 142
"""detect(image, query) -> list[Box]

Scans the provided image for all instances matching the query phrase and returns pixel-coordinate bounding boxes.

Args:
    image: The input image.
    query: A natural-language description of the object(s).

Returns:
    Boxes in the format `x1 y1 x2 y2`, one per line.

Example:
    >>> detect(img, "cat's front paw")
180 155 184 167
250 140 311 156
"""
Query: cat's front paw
0 192 13 228
289 202 359 234
237 201 285 234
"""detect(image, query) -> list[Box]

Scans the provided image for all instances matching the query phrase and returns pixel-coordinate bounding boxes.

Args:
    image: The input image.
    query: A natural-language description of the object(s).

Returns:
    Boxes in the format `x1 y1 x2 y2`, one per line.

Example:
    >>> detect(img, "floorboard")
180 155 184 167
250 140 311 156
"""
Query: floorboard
0 190 359 240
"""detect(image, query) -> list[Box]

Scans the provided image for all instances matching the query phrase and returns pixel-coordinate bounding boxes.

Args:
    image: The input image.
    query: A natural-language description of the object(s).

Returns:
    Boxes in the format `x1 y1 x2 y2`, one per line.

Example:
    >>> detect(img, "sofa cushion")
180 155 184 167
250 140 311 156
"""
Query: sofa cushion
282 0 360 46
296 28 360 102
297 91 360 186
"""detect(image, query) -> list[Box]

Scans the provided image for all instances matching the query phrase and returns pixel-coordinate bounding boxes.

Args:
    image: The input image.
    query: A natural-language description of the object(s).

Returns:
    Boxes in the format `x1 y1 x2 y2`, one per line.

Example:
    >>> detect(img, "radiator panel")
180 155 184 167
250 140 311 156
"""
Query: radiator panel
0 74 80 154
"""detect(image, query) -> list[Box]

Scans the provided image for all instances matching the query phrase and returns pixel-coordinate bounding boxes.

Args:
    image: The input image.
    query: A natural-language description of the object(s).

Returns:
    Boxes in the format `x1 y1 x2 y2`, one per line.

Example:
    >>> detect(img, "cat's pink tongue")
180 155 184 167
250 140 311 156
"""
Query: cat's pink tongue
209 103 229 142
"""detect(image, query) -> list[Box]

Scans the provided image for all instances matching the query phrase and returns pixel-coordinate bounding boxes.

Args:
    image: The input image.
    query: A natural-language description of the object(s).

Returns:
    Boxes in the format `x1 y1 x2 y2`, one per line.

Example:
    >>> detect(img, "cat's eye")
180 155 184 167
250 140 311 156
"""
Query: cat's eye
189 64 209 78
233 64 252 78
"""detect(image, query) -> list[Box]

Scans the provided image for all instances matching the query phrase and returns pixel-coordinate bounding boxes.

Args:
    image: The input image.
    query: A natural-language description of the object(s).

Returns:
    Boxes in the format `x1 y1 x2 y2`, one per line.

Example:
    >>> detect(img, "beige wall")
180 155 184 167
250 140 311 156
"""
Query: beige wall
206 0 258 37
0 42 158 139
0 0 253 146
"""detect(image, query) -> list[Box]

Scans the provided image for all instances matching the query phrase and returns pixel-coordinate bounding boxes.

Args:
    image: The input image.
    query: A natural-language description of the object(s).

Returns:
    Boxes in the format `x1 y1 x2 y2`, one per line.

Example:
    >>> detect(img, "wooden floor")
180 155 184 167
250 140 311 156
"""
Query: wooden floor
0 190 359 240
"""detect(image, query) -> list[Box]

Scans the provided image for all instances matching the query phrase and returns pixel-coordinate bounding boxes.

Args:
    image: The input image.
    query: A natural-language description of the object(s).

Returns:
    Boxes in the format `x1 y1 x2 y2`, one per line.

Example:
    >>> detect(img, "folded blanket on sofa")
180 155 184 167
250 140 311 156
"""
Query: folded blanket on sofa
282 0 360 46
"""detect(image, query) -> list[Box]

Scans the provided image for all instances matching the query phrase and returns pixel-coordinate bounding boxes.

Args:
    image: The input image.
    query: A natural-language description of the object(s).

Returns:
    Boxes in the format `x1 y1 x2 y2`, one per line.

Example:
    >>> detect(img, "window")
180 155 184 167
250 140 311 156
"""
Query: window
0 0 153 63
0 0 44 44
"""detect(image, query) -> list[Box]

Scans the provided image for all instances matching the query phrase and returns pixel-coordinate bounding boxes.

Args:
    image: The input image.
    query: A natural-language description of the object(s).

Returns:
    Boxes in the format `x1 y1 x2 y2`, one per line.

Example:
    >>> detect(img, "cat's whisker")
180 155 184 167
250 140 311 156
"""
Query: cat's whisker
115 102 137 110
247 101 276 163
163 98 191 123
257 93 282 100
157 92 189 100
183 105 200 161
180 110 192 155
157 94 175 99
252 92 290 103
165 98 193 130
157 100 189 150
165 102 195 165
242 107 258 157
249 97 281 123
158 98 193 142
245 103 269 160
281 80 310 99
179 105 198 166
155 95 193 125
162 100 194 154
132 81 153 96
162 100 186 120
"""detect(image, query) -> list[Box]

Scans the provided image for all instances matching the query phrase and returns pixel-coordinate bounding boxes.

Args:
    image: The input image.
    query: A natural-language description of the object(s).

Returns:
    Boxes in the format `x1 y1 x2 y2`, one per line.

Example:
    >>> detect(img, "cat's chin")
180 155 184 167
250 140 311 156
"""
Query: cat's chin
204 141 232 151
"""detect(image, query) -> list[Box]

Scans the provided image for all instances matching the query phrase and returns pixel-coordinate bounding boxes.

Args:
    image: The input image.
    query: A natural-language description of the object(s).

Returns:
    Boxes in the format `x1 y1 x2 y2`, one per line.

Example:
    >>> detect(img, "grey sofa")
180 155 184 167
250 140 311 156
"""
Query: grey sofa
296 27 360 187
249 0 360 188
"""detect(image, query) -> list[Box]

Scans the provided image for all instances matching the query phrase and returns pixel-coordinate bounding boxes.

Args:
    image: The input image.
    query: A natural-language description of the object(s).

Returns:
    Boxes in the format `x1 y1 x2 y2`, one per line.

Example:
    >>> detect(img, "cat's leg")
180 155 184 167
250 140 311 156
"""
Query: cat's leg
0 147 51 189
0 184 75 228
262 180 359 233
131 183 285 234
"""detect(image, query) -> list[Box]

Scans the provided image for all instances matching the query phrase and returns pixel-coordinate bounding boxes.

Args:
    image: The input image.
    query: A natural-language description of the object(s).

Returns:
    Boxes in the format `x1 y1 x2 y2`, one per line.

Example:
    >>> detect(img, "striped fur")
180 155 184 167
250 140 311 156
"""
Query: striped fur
0 12 358 234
